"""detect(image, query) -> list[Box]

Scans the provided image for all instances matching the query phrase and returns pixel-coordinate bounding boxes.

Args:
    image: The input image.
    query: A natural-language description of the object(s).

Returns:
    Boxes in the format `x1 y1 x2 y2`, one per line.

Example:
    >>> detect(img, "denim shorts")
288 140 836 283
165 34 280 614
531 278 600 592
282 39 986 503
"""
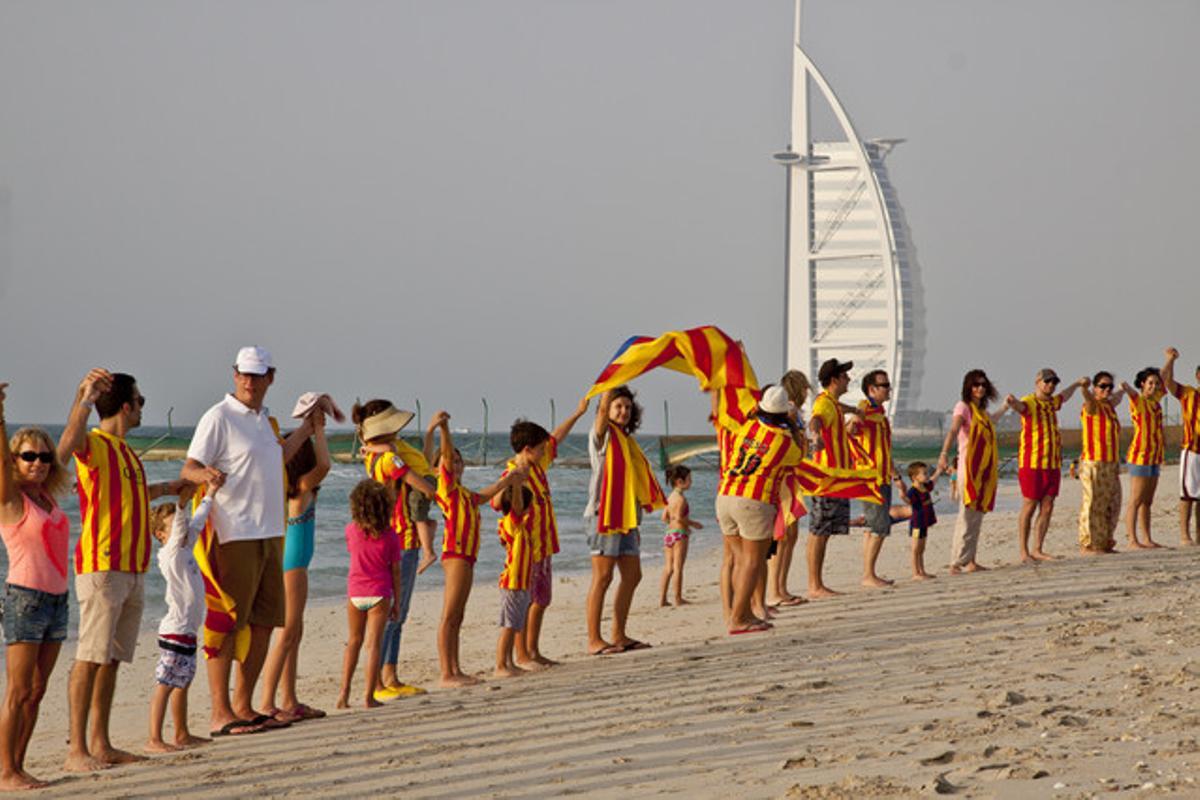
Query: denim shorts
1129 463 1161 479
2 583 69 645
587 529 641 558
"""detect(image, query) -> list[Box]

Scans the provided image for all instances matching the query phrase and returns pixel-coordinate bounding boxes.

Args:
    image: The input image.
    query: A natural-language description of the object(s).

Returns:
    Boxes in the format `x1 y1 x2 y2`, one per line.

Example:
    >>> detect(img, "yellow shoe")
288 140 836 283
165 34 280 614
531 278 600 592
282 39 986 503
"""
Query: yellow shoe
373 686 404 702
393 682 427 697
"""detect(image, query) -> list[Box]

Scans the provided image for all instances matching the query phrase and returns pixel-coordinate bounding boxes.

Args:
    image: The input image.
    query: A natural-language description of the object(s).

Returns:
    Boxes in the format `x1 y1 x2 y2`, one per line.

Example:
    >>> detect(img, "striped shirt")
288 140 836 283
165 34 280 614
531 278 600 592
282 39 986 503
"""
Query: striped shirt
716 417 803 504
1127 392 1165 466
73 429 151 574
853 399 892 484
1080 401 1120 463
501 437 558 563
810 391 851 470
435 463 482 560
364 449 419 550
1173 384 1200 454
497 510 534 590
1017 394 1064 470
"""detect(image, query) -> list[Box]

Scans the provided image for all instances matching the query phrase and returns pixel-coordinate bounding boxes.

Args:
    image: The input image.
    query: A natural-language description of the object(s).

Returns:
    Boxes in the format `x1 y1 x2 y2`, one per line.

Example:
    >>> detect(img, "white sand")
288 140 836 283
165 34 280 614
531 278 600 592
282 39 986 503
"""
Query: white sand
16 467 1200 797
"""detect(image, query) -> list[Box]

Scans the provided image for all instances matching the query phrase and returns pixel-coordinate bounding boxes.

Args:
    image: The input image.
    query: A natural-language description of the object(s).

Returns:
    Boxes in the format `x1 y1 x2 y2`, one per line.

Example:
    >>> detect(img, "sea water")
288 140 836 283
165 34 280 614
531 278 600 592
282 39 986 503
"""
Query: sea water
0 430 987 628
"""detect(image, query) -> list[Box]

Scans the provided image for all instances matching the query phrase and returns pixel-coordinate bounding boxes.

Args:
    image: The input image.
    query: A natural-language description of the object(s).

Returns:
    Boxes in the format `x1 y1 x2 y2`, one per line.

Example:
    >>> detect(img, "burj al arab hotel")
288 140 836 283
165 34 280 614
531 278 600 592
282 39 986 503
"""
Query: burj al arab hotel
777 4 926 414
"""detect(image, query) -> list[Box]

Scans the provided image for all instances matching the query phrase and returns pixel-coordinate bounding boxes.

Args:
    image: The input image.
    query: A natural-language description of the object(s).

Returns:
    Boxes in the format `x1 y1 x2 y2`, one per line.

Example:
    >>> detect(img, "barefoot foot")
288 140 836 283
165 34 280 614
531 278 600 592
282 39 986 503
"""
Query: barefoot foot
417 551 437 575
861 575 894 588
807 586 840 599
174 734 210 748
143 740 180 754
493 665 527 678
94 747 147 766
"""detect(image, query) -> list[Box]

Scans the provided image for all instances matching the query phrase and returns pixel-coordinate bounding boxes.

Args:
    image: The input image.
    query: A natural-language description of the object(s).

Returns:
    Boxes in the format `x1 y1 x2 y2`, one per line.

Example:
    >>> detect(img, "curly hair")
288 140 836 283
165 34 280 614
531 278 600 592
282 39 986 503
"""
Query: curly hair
1134 367 1160 390
349 479 392 538
607 386 642 435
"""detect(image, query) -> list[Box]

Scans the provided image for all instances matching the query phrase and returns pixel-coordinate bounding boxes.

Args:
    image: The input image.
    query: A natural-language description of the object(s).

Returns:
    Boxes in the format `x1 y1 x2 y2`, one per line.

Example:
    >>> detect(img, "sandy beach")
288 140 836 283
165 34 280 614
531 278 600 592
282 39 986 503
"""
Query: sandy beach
15 466 1200 798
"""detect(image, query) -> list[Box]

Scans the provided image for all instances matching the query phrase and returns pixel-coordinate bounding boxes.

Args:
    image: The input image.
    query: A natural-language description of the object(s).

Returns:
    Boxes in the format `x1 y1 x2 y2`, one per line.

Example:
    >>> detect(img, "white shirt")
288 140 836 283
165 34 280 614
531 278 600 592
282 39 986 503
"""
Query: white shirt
186 394 285 543
157 497 212 639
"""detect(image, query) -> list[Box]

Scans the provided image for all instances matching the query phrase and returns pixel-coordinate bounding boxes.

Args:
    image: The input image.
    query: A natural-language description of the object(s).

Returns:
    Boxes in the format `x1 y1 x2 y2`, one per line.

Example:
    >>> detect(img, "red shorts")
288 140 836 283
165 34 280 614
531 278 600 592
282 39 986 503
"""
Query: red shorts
441 551 477 565
1018 467 1061 501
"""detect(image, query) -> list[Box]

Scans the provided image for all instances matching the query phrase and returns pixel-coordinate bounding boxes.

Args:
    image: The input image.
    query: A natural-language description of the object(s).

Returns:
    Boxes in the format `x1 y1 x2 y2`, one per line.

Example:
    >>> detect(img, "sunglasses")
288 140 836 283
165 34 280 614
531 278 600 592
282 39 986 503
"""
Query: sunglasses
972 381 989 388
875 382 891 389
1095 383 1114 390
130 396 146 408
1042 378 1060 385
17 451 54 464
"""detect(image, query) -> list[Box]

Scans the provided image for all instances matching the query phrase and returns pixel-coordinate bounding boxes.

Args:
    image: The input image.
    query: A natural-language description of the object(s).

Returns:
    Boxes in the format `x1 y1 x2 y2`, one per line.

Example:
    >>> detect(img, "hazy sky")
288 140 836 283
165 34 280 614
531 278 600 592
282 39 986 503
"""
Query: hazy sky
2 1 1198 434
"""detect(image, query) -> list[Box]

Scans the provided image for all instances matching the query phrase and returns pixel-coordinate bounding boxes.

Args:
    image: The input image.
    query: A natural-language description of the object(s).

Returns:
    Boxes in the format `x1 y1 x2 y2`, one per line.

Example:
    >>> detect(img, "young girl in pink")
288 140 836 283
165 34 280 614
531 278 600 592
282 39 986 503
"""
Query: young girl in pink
337 480 402 709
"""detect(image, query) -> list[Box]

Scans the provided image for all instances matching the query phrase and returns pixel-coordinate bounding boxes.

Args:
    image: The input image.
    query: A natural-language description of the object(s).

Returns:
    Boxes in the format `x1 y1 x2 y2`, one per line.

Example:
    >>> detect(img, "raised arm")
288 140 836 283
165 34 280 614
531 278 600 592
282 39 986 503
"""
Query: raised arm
281 415 315 464
403 471 435 500
1120 379 1139 404
0 384 20 515
56 368 112 465
294 410 331 494
434 410 453 471
1057 376 1088 405
1162 347 1181 396
1081 381 1099 415
423 411 441 464
592 390 613 442
552 396 590 444
1004 393 1028 417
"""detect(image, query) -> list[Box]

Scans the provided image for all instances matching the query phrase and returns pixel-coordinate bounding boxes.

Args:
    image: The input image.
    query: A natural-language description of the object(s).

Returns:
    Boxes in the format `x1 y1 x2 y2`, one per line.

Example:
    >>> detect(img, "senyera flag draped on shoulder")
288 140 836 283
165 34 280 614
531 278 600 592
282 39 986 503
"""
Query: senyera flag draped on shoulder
585 326 881 505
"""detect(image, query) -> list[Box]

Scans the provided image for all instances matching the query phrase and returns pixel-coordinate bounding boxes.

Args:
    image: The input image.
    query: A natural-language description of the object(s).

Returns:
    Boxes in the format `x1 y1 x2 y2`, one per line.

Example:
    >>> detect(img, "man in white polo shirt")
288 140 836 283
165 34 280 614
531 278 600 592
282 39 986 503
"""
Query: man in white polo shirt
181 346 313 736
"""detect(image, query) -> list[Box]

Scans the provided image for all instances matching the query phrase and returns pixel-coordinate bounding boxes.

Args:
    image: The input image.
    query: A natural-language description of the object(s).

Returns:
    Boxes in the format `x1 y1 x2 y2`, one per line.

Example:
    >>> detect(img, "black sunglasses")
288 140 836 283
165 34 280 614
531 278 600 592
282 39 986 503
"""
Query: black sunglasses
1043 377 1060 385
1095 383 1114 390
972 381 988 388
17 451 54 464
875 382 891 389
129 395 146 408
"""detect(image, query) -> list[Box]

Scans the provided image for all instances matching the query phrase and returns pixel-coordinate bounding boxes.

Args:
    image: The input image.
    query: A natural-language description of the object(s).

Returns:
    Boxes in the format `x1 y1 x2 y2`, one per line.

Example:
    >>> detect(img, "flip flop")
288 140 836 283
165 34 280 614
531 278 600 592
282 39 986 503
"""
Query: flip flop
250 713 292 730
729 622 772 635
211 719 264 737
589 644 625 656
286 704 327 721
777 596 808 607
618 639 652 652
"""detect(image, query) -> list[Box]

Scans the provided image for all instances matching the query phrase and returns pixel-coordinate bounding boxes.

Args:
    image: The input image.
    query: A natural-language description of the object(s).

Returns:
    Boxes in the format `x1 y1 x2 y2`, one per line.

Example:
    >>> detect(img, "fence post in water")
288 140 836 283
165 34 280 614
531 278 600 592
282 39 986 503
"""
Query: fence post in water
415 399 422 433
481 397 489 466
550 398 556 429
166 407 174 437
663 400 670 439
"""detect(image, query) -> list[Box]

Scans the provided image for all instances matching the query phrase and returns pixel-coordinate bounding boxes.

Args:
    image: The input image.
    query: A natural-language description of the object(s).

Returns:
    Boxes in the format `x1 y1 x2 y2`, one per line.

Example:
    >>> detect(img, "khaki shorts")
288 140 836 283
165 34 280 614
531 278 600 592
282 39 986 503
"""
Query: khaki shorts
75 572 144 664
716 495 776 542
215 537 285 630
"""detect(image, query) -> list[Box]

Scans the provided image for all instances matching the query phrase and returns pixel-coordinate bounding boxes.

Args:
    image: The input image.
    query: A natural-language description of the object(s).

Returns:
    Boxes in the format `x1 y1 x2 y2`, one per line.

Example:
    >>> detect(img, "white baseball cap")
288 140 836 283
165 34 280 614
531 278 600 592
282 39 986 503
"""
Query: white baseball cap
759 385 794 415
234 345 274 376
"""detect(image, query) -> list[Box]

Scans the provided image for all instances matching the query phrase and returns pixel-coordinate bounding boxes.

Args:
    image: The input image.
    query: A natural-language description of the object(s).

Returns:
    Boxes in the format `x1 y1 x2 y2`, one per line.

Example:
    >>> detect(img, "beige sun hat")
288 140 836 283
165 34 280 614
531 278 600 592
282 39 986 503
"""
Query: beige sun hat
359 404 415 441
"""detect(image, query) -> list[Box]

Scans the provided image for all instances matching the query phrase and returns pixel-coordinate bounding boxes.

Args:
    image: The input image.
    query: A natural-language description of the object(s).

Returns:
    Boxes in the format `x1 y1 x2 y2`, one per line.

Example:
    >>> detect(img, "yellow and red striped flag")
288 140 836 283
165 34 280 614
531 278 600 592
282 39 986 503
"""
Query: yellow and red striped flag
586 326 759 399
595 422 667 534
192 487 251 662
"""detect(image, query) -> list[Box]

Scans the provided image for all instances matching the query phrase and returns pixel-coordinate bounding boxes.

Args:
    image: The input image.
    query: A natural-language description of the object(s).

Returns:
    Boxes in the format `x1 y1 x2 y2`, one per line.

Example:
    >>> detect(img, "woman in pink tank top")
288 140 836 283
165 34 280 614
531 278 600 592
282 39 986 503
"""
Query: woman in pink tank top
0 384 71 791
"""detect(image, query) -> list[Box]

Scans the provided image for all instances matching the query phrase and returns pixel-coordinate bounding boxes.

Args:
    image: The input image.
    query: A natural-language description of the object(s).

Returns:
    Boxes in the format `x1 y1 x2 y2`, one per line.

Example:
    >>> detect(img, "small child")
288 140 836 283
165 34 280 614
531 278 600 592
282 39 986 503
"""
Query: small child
659 464 702 607
906 461 946 581
338 480 402 709
495 484 533 678
147 484 213 752
430 410 525 688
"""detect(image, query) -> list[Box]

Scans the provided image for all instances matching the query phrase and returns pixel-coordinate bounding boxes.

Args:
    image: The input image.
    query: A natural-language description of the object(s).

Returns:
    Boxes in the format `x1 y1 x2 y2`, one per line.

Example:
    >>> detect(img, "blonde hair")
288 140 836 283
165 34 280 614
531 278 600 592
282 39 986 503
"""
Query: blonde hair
9 427 68 497
150 502 177 536
780 370 811 407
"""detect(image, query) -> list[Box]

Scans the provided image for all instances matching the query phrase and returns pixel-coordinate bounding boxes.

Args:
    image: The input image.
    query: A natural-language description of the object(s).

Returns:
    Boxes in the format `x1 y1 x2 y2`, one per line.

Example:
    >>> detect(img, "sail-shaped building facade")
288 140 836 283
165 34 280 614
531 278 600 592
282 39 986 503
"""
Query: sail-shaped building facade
778 7 925 414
